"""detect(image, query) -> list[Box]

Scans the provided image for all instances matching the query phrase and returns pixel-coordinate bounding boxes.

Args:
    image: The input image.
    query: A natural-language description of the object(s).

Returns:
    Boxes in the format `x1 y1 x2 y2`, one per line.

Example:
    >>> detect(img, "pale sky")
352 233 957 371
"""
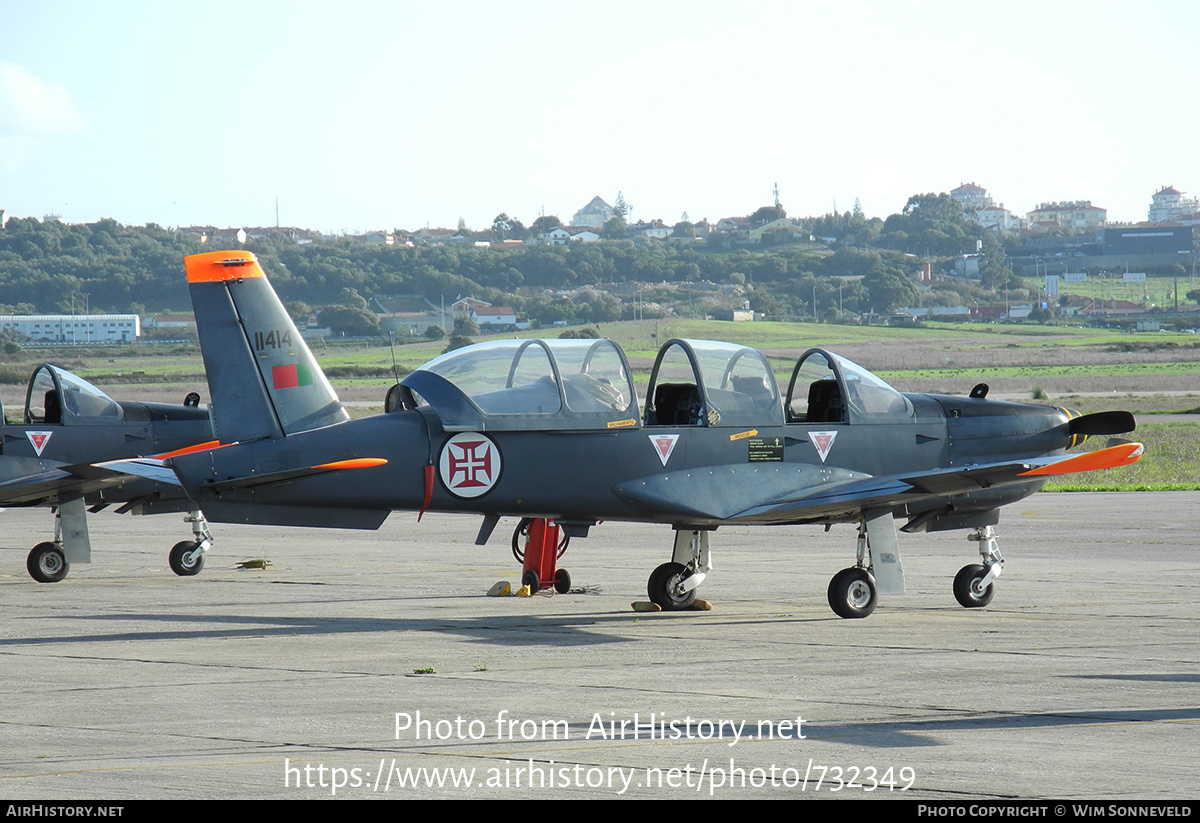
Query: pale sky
1 0 1197 234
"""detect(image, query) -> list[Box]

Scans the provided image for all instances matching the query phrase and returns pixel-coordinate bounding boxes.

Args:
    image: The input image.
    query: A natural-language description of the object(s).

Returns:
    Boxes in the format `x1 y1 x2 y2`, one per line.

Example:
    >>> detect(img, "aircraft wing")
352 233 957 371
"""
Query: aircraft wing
0 436 225 508
0 465 88 505
614 441 1144 525
0 456 158 506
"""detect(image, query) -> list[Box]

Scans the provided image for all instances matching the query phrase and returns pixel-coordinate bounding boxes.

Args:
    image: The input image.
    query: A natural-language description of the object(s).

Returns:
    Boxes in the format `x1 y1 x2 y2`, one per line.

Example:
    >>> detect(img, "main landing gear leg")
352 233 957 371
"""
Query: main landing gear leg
827 510 903 619
27 497 90 583
954 526 1002 608
168 510 213 577
827 522 878 619
647 528 711 610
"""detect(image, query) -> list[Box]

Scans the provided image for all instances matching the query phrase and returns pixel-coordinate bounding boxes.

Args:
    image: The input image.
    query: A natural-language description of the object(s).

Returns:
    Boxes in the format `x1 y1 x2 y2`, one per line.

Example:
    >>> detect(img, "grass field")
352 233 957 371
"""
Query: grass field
1017 273 1200 310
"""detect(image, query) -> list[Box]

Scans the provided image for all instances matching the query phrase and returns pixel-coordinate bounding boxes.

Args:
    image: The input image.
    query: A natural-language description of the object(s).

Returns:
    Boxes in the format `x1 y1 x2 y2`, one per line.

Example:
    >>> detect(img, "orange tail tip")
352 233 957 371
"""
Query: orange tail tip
312 458 388 471
154 440 222 460
1019 442 1144 477
184 250 265 283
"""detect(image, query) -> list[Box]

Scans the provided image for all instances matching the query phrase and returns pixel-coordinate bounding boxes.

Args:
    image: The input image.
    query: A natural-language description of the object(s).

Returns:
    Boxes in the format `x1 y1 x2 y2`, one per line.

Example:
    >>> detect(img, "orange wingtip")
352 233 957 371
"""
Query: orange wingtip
312 458 388 471
154 440 222 460
185 250 265 283
1019 442 1144 477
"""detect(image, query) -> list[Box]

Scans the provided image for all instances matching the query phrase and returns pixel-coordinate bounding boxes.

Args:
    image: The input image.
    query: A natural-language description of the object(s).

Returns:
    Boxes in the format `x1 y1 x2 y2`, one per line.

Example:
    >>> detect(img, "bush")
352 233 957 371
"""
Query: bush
443 335 475 353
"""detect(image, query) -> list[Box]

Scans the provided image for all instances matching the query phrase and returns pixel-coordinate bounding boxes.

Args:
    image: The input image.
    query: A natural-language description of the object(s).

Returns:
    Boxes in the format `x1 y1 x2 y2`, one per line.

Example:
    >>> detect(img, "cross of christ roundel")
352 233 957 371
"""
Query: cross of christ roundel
439 432 502 498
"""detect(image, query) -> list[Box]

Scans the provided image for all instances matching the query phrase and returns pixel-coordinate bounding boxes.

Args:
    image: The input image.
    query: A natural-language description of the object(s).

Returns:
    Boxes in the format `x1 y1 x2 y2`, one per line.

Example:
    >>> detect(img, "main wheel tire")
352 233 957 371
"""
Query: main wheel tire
521 569 541 593
27 542 69 583
953 564 994 608
647 562 696 610
169 540 205 576
827 567 877 619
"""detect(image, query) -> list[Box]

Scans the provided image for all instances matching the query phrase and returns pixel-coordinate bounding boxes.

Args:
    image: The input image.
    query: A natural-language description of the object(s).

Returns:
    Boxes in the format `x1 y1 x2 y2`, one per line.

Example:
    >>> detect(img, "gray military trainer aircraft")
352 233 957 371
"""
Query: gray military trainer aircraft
106 250 1142 617
0 363 215 581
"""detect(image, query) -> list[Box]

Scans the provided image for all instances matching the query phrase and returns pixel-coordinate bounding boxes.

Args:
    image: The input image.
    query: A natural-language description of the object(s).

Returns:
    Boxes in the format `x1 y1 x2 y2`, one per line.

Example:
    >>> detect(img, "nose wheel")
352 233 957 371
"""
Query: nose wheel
167 510 213 577
955 526 1002 608
169 541 206 576
953 564 995 608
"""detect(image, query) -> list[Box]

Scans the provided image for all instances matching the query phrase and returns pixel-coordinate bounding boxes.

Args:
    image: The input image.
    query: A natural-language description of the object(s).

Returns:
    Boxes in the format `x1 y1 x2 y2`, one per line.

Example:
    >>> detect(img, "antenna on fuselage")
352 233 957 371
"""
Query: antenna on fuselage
388 330 401 383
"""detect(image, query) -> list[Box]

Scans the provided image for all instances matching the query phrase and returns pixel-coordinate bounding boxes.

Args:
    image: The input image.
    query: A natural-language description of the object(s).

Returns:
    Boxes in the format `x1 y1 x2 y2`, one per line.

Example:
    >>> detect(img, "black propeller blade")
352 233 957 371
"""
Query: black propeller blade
1068 410 1136 436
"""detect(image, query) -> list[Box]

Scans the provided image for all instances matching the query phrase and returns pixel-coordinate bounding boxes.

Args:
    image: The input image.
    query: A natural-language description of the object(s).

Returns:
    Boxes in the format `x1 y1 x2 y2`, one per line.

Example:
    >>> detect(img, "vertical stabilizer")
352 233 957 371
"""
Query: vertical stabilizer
185 251 349 443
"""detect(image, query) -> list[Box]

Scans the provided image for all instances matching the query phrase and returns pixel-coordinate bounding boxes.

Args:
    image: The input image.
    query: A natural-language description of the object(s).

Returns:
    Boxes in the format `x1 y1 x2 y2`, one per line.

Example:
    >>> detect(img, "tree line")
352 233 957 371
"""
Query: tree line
0 195 1024 328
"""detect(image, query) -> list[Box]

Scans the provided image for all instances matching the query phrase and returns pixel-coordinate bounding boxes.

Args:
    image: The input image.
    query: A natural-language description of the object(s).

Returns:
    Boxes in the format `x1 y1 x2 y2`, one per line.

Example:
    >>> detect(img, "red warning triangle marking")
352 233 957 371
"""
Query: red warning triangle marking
650 434 680 466
809 430 838 463
27 431 53 457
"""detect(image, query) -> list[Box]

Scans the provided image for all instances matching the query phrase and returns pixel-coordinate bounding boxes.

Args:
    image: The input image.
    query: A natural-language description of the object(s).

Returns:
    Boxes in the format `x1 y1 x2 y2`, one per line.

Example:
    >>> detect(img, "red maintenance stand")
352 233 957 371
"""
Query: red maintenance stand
515 518 572 594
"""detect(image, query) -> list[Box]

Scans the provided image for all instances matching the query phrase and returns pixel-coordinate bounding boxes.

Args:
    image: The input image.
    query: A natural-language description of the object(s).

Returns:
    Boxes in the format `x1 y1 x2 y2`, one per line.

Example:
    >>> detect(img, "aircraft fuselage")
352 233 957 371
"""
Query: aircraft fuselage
164 392 1070 532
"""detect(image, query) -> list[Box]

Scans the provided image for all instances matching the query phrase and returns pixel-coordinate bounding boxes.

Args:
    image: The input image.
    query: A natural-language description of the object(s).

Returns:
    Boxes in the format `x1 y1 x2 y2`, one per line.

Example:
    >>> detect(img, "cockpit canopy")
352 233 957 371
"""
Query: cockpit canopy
400 338 639 431
785 348 913 424
398 338 913 432
643 339 782 427
24 364 124 425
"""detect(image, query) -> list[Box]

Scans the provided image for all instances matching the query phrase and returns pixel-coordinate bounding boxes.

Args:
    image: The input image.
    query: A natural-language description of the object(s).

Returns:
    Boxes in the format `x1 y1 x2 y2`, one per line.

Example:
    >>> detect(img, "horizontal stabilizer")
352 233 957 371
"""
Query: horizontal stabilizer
98 454 384 492
154 440 222 460
202 457 388 492
85 458 181 485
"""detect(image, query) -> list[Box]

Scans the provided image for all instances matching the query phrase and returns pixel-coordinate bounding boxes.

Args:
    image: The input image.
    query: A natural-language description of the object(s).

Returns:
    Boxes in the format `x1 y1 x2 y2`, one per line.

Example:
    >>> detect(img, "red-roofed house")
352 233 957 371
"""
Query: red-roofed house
1149 186 1199 223
472 306 517 327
